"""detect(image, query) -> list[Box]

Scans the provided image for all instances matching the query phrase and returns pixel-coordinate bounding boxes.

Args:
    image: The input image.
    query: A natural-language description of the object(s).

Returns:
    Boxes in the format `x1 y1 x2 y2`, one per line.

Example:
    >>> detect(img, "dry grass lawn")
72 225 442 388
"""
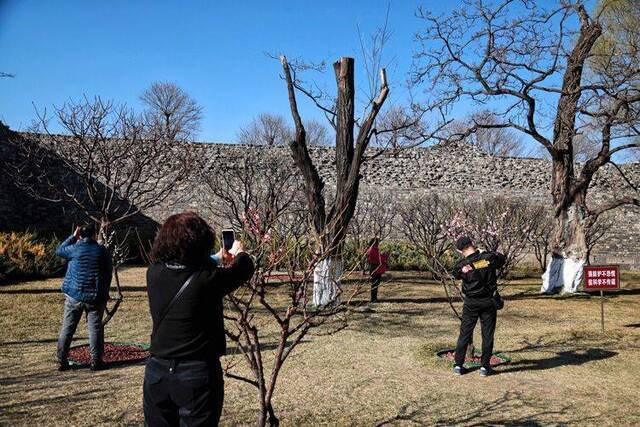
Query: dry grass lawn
1 268 640 426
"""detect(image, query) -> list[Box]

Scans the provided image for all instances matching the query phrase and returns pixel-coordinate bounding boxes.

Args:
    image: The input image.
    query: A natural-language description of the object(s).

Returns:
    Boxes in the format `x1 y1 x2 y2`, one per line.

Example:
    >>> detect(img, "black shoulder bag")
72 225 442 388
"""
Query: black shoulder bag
492 288 504 310
152 271 199 338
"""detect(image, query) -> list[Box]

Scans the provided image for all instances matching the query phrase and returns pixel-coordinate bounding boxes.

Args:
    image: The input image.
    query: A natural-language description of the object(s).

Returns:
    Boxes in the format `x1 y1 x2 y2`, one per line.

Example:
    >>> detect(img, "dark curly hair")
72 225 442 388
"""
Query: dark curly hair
150 212 215 266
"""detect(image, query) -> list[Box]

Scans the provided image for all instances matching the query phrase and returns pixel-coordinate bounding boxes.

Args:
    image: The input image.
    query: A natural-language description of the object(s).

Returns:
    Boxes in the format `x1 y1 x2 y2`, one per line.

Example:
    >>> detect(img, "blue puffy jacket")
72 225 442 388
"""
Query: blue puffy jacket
56 235 113 303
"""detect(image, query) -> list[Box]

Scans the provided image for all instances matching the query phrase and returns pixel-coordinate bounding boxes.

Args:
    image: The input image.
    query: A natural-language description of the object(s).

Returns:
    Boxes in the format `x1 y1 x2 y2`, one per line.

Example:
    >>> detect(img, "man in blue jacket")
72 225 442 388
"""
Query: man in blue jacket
56 224 112 371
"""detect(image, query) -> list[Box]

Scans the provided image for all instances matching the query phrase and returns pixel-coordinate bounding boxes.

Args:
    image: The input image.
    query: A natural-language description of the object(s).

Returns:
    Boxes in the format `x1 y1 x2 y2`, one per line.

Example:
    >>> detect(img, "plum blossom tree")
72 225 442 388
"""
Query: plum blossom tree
198 146 365 426
3 96 196 324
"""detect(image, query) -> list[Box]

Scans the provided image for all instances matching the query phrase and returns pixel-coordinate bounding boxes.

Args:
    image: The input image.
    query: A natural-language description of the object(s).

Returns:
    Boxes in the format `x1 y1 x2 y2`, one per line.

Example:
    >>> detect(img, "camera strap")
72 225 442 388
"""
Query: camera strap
152 271 199 337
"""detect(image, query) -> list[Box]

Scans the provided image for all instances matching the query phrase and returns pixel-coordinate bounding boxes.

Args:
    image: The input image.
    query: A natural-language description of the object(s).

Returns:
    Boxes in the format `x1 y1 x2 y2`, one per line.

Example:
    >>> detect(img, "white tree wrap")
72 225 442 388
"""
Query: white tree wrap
541 256 586 294
312 257 342 306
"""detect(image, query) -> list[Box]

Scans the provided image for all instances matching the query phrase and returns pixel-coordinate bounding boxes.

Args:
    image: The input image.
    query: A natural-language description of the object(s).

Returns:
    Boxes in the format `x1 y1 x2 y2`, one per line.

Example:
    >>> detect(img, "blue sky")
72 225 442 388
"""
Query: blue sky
1 0 597 150
1 0 434 142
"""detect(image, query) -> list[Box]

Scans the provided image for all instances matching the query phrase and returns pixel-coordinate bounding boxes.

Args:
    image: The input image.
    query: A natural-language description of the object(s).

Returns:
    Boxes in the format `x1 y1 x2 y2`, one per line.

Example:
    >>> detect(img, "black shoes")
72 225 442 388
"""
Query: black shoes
480 367 494 377
454 365 495 376
58 359 105 371
453 365 466 375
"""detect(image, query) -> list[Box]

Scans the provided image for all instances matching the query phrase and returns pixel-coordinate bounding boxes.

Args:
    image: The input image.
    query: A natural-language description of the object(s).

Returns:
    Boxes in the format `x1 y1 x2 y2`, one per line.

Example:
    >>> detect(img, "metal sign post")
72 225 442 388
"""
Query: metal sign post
584 265 620 333
600 290 605 333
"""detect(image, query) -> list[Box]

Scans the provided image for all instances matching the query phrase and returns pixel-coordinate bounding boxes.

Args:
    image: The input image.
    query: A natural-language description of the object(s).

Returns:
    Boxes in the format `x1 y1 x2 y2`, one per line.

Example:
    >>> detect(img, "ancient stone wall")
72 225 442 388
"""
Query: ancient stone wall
2 128 639 268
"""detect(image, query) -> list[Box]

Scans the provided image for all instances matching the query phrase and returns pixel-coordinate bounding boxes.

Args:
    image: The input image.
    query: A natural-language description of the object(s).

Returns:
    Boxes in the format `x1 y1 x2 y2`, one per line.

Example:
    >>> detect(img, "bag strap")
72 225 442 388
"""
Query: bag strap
152 271 199 336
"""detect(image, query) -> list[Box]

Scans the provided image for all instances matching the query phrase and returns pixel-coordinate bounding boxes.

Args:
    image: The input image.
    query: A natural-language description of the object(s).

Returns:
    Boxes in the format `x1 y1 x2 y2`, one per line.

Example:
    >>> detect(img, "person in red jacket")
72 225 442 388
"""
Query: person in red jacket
366 237 388 302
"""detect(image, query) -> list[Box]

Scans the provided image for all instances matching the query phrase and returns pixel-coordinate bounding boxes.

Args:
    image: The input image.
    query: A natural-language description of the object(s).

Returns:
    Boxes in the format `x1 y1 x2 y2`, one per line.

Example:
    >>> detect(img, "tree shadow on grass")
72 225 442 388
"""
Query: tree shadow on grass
347 296 452 305
375 390 604 426
0 336 84 346
347 304 454 338
0 288 61 295
499 348 617 374
0 388 110 413
225 339 309 355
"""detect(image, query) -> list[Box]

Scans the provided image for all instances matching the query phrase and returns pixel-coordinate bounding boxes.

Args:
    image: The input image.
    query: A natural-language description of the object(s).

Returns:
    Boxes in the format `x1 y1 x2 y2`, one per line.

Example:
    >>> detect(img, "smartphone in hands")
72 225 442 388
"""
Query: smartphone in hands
222 229 235 251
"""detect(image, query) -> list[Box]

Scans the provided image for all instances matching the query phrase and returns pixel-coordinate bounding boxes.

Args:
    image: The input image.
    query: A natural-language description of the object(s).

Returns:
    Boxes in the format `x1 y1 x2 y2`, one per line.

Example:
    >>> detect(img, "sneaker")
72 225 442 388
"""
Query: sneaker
57 360 69 372
90 360 104 372
479 367 494 377
453 365 466 375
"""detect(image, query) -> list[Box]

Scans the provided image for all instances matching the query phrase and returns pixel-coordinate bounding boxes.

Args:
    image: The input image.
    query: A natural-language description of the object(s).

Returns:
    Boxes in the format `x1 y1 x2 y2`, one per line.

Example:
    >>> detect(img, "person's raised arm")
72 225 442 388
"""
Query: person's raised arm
214 241 255 296
55 227 80 260
490 252 506 270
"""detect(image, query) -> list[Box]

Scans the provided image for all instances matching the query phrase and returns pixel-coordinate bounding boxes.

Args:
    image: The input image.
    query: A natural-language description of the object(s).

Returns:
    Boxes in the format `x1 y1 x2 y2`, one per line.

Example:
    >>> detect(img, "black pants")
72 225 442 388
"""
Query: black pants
144 356 224 426
454 297 497 369
370 273 381 302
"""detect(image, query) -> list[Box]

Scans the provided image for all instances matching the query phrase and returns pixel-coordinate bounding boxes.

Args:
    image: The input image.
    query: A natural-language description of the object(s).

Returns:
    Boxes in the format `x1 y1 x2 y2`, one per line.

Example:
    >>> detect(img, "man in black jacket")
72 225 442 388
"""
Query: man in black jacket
451 236 505 376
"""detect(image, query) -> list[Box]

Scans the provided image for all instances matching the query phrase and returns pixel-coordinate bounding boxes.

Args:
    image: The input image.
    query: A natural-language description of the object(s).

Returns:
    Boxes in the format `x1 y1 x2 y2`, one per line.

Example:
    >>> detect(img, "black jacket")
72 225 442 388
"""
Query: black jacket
146 253 254 360
451 250 506 298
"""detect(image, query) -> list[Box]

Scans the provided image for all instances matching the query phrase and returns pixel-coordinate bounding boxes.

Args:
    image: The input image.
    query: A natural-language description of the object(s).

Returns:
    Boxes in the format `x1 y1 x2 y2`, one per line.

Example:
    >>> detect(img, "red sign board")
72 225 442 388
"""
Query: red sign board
584 265 620 290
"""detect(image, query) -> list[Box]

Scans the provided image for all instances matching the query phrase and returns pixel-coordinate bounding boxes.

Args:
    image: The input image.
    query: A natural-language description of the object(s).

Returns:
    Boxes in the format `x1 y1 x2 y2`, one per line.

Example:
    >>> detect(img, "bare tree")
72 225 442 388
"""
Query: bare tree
305 118 332 146
398 192 454 276
443 111 524 157
198 146 364 426
460 197 543 275
413 0 640 293
372 105 426 151
281 55 390 305
528 209 555 272
222 208 361 427
591 0 640 74
238 113 332 146
585 212 613 263
4 96 195 323
140 81 203 141
467 110 524 157
237 113 290 146
347 186 399 270
200 147 305 237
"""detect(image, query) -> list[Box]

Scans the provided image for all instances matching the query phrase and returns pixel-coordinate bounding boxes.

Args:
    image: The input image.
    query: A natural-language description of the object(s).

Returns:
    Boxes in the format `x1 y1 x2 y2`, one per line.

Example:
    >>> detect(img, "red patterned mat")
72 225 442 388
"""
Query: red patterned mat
68 342 149 366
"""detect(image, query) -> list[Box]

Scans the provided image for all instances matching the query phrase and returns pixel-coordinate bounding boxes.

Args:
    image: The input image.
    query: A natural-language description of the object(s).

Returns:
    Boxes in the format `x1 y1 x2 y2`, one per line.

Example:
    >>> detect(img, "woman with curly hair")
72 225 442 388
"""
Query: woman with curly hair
143 212 254 426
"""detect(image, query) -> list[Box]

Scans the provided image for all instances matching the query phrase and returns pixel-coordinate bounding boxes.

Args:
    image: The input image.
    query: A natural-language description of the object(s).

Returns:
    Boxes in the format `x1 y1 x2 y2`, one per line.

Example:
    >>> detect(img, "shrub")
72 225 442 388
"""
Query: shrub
0 232 64 281
343 239 453 272
379 240 431 271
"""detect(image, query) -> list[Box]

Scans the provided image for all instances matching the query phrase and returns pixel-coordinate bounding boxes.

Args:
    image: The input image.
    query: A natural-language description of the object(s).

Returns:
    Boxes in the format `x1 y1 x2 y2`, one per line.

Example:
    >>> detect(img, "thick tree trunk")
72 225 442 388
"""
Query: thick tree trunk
541 204 588 294
282 55 388 308
312 256 343 307
540 12 602 295
542 166 589 294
